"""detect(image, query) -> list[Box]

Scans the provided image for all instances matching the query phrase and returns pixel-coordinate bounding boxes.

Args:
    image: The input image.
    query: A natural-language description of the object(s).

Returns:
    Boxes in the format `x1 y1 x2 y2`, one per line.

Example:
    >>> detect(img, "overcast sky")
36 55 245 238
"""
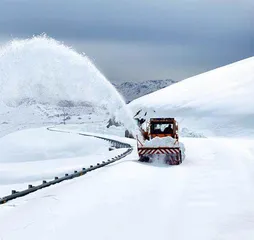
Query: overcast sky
0 0 253 82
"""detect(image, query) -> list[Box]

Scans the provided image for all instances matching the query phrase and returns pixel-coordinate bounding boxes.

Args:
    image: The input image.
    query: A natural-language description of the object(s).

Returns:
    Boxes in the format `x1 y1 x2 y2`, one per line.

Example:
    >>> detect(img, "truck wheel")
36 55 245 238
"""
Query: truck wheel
139 156 149 162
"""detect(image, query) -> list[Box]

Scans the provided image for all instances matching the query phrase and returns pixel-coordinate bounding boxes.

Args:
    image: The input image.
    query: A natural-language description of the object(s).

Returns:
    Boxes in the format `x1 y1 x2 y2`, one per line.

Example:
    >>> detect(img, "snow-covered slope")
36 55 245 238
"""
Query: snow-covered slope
130 57 254 138
114 79 178 103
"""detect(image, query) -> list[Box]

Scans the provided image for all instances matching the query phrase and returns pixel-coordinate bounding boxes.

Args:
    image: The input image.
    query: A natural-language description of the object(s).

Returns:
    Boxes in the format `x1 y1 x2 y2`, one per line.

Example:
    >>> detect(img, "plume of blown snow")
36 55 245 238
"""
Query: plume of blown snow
0 35 137 132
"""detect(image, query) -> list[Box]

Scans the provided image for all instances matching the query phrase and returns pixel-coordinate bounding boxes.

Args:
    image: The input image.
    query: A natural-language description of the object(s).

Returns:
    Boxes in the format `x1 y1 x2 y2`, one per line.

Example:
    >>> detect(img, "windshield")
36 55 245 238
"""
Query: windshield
150 123 173 134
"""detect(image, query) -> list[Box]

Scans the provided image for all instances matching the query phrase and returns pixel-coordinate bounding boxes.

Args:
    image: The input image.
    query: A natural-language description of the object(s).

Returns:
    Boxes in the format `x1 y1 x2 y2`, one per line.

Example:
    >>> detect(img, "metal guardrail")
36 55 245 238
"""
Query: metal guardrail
0 129 133 205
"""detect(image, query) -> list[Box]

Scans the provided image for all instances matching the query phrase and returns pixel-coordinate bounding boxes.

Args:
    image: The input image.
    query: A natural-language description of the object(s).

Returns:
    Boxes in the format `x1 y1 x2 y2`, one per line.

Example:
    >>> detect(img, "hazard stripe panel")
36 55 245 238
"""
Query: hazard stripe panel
138 148 180 155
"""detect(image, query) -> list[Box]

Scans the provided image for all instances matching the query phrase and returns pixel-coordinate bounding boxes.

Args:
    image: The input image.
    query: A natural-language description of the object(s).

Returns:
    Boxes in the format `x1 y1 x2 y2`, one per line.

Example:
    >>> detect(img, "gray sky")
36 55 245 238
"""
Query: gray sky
0 0 253 82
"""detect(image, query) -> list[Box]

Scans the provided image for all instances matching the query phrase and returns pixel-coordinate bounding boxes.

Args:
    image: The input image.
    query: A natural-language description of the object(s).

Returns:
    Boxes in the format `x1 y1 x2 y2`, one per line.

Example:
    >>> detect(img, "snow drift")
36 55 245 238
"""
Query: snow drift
130 57 254 137
0 128 110 163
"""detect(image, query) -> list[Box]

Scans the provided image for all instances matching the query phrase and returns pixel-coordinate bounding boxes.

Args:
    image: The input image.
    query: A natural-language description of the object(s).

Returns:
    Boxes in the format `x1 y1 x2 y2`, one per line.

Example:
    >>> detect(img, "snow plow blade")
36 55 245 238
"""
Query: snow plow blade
138 147 182 165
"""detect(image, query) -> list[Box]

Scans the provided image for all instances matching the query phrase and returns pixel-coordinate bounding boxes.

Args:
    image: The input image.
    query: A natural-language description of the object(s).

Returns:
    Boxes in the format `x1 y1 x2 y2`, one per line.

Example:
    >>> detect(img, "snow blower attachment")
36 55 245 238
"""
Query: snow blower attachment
136 117 182 165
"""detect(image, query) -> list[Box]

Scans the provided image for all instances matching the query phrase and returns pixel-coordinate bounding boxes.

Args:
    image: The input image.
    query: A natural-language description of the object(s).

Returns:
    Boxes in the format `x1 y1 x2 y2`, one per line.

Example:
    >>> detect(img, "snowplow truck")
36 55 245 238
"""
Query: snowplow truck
136 118 182 165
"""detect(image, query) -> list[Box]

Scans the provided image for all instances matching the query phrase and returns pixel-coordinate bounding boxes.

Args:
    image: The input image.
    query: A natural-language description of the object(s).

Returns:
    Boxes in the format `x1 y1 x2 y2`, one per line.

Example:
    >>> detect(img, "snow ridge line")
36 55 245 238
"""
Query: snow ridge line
0 128 133 205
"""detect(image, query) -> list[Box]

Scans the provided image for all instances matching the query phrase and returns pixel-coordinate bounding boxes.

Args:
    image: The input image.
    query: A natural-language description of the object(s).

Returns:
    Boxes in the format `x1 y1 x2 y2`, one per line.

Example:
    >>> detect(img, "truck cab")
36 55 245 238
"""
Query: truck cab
149 118 179 140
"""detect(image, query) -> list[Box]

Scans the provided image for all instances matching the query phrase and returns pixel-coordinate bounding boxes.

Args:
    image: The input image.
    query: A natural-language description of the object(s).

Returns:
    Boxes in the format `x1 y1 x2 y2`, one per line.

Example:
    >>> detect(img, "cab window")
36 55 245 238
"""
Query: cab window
150 123 173 134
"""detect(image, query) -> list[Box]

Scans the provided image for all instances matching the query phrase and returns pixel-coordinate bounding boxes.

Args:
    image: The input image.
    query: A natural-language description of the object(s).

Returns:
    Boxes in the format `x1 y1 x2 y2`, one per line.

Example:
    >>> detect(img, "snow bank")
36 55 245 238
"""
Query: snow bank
180 127 206 138
0 126 129 196
0 127 109 163
130 57 254 138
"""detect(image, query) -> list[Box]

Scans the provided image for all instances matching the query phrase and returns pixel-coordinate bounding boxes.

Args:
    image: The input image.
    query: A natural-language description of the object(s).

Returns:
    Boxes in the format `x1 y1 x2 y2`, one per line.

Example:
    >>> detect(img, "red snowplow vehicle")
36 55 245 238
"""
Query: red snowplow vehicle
136 118 182 165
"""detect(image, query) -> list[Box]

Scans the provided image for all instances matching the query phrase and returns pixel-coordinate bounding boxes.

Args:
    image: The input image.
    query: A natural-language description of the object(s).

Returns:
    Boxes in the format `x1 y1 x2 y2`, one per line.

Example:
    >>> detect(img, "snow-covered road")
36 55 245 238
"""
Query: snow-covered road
0 137 254 240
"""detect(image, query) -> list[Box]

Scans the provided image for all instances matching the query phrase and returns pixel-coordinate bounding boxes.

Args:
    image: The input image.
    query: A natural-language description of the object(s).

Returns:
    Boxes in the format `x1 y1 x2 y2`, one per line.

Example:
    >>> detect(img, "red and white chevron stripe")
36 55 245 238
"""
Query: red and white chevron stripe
138 148 180 155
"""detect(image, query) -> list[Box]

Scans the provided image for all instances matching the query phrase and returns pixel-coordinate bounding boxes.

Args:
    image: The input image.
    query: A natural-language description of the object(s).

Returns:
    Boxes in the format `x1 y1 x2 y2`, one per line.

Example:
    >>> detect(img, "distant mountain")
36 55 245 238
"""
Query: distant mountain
114 79 178 103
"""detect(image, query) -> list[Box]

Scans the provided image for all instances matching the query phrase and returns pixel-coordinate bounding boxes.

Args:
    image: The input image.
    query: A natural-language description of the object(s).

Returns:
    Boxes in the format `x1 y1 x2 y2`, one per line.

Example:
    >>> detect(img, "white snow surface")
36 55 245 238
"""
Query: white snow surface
0 127 129 197
130 57 254 137
0 136 254 240
0 127 109 163
142 136 179 147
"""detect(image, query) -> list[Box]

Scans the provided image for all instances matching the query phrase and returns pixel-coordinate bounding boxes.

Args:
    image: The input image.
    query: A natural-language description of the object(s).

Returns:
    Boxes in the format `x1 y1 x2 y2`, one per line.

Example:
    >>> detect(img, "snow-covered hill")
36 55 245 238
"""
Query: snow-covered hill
130 57 254 138
114 79 178 103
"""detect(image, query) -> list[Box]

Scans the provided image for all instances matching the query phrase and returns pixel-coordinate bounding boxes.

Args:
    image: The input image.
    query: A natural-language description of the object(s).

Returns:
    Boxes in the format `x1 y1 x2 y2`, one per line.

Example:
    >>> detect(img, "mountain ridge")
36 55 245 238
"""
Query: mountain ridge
113 79 178 103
